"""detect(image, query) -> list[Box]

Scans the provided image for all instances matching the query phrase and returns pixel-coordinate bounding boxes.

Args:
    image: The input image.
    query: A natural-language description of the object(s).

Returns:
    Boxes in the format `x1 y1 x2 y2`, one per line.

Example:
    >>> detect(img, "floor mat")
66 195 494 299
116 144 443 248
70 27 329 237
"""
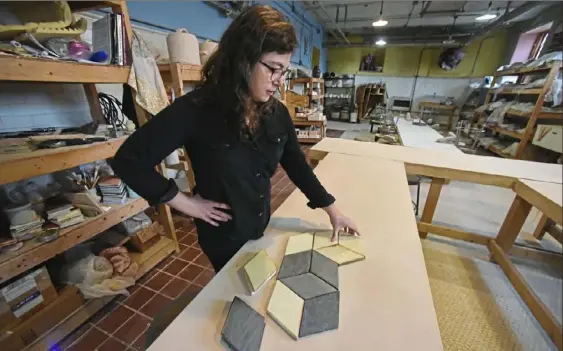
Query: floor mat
325 129 345 138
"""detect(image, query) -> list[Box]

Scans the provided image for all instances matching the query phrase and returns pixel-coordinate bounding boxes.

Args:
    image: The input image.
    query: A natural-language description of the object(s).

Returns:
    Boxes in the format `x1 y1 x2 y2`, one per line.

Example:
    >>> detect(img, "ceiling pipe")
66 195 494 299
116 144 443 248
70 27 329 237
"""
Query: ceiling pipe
480 1 541 32
320 11 503 24
420 1 432 17
404 1 418 27
309 1 350 44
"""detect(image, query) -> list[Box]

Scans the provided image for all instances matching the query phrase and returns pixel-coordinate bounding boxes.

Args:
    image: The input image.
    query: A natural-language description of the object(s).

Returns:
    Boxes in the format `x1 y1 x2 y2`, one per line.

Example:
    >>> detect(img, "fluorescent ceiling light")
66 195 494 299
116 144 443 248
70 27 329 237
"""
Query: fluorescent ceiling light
476 13 497 21
372 19 388 27
375 39 386 46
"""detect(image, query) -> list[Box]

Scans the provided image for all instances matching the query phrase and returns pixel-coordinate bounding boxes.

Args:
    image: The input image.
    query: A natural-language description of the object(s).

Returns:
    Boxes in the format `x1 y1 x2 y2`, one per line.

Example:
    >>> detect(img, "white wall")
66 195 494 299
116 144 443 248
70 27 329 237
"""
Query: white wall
0 13 170 133
355 75 482 110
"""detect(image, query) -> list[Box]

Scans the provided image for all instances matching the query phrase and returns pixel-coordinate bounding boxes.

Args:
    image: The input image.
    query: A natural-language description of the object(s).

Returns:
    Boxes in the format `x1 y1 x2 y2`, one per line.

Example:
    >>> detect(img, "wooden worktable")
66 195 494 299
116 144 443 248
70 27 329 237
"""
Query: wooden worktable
149 153 443 351
310 138 562 186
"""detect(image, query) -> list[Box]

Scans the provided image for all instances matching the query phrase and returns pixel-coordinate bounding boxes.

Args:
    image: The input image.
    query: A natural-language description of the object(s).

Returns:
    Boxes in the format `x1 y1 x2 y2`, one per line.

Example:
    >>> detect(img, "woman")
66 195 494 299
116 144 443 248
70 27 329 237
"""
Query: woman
113 5 359 272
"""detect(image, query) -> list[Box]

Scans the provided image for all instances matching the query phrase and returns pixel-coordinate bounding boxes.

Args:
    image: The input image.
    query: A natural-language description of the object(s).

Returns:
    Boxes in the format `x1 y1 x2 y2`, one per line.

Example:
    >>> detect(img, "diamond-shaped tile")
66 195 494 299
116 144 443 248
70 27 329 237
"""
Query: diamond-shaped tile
339 235 365 256
243 250 276 295
281 273 336 300
312 230 337 250
267 280 304 340
310 251 338 289
221 297 265 351
278 250 311 279
315 245 364 266
299 290 339 338
284 233 315 255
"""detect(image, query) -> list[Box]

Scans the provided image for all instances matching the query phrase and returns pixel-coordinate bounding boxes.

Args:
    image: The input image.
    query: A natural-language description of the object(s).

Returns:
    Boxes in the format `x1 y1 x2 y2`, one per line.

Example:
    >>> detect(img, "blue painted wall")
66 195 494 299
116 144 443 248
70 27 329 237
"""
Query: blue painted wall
126 1 325 71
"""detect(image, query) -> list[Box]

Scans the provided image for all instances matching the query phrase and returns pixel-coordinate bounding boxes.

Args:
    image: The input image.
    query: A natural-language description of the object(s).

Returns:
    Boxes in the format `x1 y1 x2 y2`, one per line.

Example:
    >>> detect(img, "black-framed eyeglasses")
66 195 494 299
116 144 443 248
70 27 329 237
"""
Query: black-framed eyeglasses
259 61 290 81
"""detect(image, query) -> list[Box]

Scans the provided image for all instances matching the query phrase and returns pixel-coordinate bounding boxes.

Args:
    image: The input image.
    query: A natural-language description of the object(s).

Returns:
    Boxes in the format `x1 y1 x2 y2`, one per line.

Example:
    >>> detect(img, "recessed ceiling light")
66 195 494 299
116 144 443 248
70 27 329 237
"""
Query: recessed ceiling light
476 13 497 21
372 19 388 27
375 39 386 46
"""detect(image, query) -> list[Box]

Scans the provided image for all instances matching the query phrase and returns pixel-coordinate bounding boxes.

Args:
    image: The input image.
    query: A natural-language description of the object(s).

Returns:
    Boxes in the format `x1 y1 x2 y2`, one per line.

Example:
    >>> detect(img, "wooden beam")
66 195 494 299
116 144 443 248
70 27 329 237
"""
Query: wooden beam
419 177 446 239
532 214 552 240
495 195 533 252
488 240 563 350
404 163 515 188
514 180 563 226
546 225 563 245
0 137 127 186
417 222 491 245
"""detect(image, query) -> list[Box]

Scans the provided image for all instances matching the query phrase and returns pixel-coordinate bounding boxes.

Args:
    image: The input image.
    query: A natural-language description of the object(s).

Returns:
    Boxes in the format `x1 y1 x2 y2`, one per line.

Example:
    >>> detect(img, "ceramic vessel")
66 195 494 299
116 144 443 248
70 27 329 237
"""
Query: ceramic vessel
167 28 200 65
199 40 218 65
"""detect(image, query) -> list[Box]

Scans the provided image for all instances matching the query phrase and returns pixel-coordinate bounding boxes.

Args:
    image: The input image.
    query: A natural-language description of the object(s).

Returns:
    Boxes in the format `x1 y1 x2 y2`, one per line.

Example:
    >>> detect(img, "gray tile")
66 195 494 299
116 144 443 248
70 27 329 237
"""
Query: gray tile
299 291 339 338
281 273 336 300
310 251 339 289
221 296 265 351
278 250 312 279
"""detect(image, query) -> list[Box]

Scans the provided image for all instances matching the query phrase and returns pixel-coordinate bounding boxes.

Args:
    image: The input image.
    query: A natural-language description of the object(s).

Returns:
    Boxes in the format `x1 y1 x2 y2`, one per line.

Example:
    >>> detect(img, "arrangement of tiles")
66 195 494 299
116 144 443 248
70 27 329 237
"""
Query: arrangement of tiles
222 231 365 351
56 154 308 351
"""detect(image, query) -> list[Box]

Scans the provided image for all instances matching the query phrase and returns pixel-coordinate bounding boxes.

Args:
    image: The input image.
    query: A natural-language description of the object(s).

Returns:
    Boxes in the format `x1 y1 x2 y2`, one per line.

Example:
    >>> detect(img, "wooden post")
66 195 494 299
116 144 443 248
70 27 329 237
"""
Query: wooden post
83 84 104 125
170 63 185 98
418 177 445 239
532 214 552 240
495 195 533 252
515 61 561 159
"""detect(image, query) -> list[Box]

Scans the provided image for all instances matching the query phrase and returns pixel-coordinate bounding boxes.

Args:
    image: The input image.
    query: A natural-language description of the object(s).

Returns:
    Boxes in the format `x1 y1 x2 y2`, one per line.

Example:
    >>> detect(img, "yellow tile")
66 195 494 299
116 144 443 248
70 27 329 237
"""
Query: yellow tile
315 245 365 265
339 235 365 257
313 230 337 250
284 232 314 255
267 280 304 339
243 250 277 294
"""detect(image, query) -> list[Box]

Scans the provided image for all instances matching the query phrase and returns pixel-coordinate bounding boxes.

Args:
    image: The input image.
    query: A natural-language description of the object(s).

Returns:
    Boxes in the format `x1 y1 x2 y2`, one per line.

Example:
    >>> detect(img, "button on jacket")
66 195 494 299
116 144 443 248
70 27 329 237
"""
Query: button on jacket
112 90 335 242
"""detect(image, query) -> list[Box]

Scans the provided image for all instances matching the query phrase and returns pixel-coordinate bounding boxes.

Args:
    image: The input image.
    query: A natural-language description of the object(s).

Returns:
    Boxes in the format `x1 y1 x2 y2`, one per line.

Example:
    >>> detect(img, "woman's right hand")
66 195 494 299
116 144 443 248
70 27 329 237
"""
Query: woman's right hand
168 193 232 227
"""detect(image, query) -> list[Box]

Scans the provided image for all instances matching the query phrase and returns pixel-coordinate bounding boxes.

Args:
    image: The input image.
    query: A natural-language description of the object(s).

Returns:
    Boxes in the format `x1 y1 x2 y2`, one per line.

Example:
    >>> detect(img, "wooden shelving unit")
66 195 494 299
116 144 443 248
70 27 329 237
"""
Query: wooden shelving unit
289 77 325 107
158 63 203 191
479 61 562 160
0 1 178 348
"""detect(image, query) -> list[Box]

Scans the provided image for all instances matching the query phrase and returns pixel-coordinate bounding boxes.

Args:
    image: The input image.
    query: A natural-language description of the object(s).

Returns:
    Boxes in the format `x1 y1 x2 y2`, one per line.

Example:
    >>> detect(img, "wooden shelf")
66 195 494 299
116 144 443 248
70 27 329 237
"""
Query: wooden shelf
506 108 562 119
24 238 174 351
0 136 127 186
488 87 543 95
293 120 324 126
298 137 322 144
292 77 323 83
309 95 323 100
131 236 177 279
488 144 513 159
486 125 530 140
0 198 149 284
158 63 203 83
0 56 130 83
496 63 560 76
68 0 122 12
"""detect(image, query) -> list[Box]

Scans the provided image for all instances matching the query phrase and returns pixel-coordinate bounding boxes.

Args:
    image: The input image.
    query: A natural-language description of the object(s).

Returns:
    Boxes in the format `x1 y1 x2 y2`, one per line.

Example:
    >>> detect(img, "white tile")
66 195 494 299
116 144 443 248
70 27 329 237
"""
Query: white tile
267 280 304 339
284 232 314 255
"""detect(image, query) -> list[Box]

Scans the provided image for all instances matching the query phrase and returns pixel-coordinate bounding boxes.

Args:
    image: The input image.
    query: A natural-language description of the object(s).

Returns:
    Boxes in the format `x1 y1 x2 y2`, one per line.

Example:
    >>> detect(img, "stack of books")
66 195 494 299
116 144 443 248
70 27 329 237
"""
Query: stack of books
10 215 44 241
98 176 128 205
47 204 85 229
92 13 126 65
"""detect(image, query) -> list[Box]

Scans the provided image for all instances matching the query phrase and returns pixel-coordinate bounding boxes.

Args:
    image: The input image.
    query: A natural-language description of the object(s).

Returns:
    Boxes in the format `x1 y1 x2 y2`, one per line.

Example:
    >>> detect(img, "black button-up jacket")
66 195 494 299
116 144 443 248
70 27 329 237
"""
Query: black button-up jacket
112 91 335 242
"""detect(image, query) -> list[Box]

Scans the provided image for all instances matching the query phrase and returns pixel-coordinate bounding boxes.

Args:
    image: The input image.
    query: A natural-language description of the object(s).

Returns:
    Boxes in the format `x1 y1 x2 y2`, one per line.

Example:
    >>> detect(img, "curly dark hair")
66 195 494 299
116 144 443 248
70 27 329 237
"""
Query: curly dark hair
196 5 297 131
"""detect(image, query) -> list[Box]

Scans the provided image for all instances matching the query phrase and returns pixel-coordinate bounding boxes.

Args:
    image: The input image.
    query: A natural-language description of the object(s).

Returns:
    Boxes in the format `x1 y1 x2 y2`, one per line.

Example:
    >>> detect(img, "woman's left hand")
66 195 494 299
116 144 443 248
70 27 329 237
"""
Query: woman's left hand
323 204 360 242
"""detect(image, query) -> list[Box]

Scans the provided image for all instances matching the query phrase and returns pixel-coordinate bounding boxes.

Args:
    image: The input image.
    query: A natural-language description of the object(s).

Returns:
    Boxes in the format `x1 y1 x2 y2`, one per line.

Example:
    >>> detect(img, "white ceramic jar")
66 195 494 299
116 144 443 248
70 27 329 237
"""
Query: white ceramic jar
167 28 201 65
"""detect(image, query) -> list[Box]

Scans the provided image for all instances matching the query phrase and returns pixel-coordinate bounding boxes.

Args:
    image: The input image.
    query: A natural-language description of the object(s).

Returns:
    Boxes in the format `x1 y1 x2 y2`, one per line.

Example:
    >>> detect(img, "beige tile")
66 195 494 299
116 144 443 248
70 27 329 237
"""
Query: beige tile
315 245 365 265
266 280 304 339
339 235 365 257
243 250 277 294
284 232 314 255
312 230 337 250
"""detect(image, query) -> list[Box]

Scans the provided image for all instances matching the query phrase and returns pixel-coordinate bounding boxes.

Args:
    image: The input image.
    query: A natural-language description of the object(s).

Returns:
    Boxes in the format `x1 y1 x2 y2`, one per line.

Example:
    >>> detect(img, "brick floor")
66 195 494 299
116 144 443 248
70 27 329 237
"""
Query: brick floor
57 146 313 350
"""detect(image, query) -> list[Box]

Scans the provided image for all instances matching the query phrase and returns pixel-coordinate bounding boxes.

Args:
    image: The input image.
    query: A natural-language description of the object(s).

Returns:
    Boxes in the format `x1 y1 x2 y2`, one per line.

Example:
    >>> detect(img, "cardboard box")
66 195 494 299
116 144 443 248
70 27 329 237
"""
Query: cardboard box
0 267 58 330
0 286 83 351
129 222 163 253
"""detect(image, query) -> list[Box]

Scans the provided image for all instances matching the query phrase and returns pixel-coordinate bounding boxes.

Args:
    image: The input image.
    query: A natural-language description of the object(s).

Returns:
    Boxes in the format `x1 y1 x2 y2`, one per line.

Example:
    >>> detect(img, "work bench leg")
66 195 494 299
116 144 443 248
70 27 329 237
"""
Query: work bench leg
532 214 553 240
494 195 533 253
418 177 446 239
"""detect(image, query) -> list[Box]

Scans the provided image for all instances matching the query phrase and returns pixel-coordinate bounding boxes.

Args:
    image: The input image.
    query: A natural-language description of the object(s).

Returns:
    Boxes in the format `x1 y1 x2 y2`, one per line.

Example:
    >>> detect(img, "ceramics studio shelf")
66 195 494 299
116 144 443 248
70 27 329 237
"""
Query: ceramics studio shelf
0 56 131 84
0 1 180 348
0 136 127 186
477 60 562 160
